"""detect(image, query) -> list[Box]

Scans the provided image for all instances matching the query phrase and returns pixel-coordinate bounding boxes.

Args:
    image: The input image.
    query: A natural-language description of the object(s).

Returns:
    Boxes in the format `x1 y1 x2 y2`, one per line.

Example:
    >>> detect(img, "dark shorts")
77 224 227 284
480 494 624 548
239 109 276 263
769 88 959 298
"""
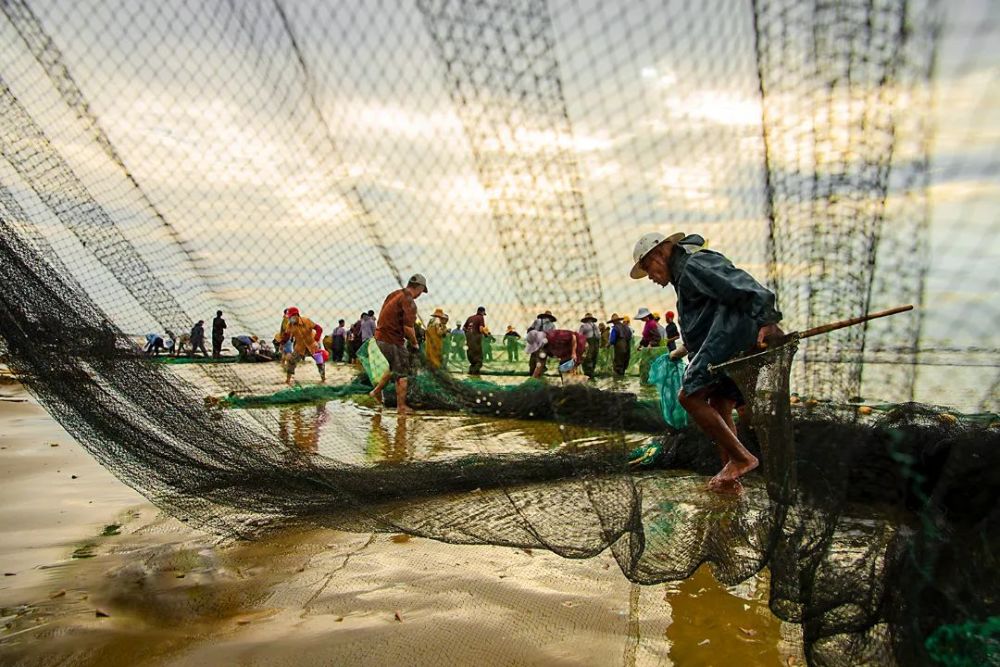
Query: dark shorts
704 375 745 407
377 339 411 378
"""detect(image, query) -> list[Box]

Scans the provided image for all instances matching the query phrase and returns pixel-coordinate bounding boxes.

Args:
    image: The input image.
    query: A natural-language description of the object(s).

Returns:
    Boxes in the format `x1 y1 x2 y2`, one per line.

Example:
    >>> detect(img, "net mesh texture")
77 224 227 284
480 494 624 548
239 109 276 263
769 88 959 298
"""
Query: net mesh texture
1 1 999 664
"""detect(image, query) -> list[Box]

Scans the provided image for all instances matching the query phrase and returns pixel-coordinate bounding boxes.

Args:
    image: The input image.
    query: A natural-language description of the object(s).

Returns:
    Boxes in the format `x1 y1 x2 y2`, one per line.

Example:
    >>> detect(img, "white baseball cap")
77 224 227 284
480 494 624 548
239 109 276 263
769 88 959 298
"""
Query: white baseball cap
630 232 685 279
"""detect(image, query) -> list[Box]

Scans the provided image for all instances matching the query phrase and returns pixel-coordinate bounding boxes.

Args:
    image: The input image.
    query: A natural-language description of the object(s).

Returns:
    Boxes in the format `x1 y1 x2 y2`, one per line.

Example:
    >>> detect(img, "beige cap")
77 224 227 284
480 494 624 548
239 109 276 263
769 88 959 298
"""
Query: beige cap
407 273 428 293
630 232 685 279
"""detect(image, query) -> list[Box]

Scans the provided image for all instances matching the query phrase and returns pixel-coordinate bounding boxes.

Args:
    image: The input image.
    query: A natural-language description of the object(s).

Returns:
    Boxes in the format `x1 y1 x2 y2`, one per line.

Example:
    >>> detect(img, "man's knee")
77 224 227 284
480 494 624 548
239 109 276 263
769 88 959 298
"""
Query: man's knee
708 396 736 413
678 389 692 409
679 388 709 411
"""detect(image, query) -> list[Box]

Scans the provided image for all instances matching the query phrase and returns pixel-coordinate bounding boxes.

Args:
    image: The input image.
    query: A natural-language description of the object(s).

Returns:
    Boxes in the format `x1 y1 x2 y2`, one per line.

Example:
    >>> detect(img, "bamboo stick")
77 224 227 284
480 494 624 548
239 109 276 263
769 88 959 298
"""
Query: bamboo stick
795 305 913 341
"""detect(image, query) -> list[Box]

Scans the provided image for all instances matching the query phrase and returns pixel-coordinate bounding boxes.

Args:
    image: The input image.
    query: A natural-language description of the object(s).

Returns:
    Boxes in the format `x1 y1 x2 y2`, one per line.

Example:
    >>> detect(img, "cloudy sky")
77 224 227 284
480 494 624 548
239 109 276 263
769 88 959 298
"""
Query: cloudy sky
0 0 996 406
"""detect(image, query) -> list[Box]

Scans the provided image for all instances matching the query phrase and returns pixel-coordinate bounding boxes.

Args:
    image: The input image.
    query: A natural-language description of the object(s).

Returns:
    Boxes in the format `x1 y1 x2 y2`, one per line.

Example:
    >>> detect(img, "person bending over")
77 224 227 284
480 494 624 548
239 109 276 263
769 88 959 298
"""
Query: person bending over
630 232 783 492
525 329 587 379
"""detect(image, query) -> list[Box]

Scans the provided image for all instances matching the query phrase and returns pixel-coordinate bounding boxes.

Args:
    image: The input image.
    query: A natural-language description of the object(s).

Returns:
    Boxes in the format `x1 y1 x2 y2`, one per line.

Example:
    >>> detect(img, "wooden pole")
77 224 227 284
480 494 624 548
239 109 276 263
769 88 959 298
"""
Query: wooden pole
712 305 915 370
795 304 913 341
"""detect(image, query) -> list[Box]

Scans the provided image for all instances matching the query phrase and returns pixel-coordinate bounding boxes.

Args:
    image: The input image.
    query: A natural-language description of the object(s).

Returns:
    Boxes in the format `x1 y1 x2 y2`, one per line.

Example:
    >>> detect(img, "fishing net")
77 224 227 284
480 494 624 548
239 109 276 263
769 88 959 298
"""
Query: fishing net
1 0 999 664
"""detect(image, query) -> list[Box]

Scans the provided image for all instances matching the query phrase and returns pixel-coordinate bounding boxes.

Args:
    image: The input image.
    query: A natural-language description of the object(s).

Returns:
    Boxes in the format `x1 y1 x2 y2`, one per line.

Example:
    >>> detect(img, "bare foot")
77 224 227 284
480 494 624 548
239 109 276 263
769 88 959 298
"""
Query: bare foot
716 455 759 482
396 404 411 415
369 390 383 405
708 477 744 495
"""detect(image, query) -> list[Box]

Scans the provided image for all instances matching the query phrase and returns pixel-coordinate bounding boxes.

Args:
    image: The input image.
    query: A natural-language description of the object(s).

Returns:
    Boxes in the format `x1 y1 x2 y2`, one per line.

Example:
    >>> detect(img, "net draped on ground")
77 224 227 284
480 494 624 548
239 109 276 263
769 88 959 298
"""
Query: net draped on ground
1 1 998 665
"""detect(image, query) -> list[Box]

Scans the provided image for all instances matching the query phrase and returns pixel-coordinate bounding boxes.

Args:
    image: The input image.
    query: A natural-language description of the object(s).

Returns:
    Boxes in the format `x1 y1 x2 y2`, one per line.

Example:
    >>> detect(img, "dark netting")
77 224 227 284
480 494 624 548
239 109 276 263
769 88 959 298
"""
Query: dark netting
1 1 998 665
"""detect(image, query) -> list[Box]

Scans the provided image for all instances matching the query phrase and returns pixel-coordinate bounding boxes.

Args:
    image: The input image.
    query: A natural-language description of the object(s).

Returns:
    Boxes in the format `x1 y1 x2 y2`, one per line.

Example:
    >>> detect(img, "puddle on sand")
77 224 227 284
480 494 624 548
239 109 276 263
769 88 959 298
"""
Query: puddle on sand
665 566 801 666
267 398 646 464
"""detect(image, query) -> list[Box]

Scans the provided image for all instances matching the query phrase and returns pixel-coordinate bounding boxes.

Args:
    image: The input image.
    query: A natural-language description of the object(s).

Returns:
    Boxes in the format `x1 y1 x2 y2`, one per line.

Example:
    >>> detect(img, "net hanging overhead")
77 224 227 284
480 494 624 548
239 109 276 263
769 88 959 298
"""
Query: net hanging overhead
1 0 999 665
0 0 995 407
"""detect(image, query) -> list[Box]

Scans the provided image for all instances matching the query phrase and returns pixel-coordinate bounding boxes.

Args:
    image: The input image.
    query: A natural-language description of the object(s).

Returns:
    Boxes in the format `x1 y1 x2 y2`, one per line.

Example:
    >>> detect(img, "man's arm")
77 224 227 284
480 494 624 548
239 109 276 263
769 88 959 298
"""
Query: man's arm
403 300 419 348
403 326 418 348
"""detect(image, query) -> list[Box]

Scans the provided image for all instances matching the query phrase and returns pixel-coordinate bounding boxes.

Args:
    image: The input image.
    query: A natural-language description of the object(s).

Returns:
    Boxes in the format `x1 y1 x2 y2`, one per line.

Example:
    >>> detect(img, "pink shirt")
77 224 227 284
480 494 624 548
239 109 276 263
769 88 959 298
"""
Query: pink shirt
640 319 661 347
544 329 587 362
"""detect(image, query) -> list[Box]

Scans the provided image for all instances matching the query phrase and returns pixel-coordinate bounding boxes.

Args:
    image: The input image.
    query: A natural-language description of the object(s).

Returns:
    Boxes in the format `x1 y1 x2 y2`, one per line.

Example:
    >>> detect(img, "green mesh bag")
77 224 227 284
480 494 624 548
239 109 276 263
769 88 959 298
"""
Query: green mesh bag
648 354 688 430
358 338 389 384
637 346 670 385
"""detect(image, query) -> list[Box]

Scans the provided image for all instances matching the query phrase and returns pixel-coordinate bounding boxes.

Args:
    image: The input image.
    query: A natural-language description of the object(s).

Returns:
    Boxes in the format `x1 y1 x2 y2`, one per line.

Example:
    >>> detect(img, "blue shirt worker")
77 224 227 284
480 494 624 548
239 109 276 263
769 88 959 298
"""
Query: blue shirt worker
630 232 783 493
607 313 632 377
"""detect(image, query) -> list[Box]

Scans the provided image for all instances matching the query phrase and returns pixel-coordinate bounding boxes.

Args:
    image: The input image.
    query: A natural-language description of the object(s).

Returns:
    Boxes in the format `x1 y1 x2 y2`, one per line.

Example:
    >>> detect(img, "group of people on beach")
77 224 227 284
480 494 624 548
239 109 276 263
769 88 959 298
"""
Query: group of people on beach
142 310 231 359
145 232 782 492
241 298 686 387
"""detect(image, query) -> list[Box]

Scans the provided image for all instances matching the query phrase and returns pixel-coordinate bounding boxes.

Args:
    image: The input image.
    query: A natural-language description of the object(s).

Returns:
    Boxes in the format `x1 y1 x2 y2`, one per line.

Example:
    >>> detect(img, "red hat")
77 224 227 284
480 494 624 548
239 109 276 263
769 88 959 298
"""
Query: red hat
286 306 300 317
665 311 674 319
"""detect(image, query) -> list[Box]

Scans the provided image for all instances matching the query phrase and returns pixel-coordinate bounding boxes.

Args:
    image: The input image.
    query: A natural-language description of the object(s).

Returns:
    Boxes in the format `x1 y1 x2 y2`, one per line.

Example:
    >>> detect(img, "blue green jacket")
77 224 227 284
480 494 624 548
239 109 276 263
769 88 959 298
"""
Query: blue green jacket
668 235 781 395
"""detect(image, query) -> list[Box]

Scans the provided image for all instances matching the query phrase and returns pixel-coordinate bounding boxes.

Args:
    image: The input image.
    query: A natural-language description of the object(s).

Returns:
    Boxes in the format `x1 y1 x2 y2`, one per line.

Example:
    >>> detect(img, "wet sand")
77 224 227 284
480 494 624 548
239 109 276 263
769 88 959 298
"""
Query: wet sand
0 370 803 665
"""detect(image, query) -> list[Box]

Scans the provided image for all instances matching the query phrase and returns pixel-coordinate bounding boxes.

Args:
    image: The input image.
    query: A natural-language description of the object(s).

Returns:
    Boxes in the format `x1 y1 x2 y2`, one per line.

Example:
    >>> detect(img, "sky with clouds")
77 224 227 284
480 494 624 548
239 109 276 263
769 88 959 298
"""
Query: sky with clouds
0 0 996 406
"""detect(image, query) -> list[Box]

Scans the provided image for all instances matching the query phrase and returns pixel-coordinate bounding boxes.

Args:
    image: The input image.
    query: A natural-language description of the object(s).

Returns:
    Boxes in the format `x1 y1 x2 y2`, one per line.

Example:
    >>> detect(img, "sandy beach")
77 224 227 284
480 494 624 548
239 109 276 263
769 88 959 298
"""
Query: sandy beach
0 370 803 666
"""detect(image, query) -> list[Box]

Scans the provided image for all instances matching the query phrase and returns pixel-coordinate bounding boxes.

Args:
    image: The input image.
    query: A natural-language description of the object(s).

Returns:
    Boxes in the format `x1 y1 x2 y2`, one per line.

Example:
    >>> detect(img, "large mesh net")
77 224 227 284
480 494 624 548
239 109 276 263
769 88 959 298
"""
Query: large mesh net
1 1 999 664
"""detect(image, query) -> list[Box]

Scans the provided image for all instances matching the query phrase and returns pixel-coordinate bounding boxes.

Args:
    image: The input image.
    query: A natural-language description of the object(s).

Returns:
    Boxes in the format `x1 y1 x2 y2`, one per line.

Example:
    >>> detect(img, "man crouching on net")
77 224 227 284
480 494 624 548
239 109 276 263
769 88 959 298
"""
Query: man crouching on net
369 274 428 413
630 232 783 492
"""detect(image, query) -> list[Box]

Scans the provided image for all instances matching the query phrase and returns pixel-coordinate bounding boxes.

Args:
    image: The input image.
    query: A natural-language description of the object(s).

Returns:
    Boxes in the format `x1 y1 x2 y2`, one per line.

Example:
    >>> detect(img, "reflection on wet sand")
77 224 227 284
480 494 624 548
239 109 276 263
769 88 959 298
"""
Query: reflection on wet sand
368 410 411 462
277 404 328 457
267 392 645 465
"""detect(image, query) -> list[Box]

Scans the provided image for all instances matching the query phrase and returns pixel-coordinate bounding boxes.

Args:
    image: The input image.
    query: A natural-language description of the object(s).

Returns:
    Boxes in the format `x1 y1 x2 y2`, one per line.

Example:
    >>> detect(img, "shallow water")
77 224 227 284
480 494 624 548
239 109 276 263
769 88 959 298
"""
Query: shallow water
177 361 655 465
0 366 815 665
